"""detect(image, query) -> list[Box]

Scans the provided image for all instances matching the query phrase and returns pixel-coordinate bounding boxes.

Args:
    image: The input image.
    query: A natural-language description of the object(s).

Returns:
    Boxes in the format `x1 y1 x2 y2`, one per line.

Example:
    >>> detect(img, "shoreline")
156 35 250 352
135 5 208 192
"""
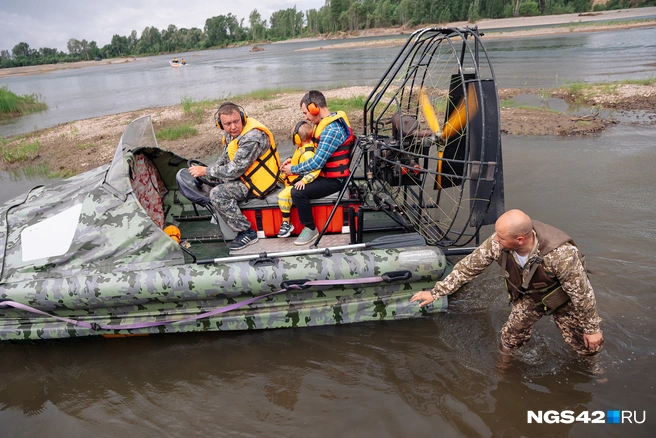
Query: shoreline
1 7 654 79
0 57 143 79
1 82 654 177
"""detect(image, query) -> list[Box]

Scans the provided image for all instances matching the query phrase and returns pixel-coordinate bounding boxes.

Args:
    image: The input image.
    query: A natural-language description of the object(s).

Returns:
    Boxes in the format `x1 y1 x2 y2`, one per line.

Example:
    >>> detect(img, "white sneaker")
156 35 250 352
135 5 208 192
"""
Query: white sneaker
277 222 294 238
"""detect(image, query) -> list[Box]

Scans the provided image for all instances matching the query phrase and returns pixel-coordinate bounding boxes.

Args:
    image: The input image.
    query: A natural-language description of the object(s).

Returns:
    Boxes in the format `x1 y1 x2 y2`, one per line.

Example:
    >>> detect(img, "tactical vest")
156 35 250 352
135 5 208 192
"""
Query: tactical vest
499 220 581 314
282 144 316 185
313 111 355 178
227 118 280 198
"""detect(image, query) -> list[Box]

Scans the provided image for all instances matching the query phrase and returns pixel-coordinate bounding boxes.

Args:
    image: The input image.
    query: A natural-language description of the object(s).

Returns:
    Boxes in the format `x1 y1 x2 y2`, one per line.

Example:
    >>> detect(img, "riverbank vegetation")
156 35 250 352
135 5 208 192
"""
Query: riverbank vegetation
1 79 653 179
0 86 47 118
2 1 654 68
0 136 40 163
155 124 198 141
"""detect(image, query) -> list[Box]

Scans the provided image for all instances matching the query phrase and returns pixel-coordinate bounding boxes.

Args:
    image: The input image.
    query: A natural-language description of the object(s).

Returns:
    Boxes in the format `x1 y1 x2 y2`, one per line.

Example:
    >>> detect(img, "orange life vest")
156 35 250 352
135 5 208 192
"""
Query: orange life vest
313 111 355 178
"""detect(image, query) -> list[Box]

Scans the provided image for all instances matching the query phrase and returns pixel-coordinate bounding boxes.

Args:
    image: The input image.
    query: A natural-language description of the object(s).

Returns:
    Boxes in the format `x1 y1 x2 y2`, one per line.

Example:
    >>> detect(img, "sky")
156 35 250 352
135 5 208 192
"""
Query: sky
0 0 326 53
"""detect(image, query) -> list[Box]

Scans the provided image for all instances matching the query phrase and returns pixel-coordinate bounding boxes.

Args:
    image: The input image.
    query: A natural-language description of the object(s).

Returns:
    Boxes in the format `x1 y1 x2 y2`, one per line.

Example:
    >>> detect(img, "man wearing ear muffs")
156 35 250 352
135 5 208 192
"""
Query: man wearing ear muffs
281 90 356 245
186 102 280 251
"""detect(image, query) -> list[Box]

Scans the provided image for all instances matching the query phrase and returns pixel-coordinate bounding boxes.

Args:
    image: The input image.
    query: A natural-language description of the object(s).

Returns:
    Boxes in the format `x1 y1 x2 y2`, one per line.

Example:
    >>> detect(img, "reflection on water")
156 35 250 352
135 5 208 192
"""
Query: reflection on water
0 170 51 205
1 125 655 437
511 93 656 124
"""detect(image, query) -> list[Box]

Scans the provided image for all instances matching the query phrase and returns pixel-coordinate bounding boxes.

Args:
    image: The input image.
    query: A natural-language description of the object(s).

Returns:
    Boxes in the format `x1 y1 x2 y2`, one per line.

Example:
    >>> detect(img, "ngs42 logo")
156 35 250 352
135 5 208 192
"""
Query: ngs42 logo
528 410 646 424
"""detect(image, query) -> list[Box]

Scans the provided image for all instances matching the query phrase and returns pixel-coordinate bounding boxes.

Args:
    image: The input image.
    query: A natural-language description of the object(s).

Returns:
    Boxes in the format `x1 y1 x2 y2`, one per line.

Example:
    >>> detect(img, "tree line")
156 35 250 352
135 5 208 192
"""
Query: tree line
0 0 650 69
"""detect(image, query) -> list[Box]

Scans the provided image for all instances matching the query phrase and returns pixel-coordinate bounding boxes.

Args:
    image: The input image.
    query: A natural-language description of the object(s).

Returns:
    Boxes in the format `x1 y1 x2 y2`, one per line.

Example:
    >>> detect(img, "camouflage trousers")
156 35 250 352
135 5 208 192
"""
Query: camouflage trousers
501 296 603 356
209 180 251 232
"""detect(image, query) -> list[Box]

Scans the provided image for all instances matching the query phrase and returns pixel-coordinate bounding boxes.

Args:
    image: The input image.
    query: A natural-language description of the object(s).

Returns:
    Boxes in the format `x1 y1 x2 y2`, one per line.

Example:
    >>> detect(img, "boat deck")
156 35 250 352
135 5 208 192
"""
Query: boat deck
233 233 352 255
177 211 354 261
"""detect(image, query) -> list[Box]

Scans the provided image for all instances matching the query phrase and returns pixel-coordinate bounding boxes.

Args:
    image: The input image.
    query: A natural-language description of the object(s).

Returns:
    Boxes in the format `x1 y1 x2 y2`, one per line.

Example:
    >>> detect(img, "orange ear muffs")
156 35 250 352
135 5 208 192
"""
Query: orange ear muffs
292 121 305 146
215 103 247 130
307 101 320 116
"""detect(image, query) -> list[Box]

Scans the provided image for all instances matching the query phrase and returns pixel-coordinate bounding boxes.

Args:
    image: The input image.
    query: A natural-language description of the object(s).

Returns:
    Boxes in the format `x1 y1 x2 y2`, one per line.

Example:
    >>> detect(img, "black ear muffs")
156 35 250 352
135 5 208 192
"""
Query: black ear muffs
292 121 306 146
307 101 320 116
215 102 247 129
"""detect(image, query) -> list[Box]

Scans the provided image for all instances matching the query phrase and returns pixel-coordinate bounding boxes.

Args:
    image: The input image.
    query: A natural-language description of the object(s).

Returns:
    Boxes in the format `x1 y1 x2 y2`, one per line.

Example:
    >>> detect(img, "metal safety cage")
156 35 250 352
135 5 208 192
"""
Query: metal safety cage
360 27 504 248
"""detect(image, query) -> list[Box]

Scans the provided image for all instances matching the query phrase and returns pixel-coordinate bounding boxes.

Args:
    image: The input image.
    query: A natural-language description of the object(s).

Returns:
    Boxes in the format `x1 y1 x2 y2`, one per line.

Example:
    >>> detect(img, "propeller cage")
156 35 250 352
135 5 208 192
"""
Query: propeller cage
360 27 505 247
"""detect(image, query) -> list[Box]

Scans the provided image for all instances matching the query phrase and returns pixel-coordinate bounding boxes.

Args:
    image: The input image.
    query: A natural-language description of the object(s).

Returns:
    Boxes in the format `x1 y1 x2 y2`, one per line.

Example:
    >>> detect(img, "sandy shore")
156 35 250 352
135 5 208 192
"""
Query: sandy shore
1 8 654 78
0 57 142 79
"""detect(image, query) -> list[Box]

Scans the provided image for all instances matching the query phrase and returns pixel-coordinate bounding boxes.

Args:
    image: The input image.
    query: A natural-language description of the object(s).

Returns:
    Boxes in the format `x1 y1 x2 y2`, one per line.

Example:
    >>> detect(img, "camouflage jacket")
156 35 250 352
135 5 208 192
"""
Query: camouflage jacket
207 129 270 183
431 234 602 334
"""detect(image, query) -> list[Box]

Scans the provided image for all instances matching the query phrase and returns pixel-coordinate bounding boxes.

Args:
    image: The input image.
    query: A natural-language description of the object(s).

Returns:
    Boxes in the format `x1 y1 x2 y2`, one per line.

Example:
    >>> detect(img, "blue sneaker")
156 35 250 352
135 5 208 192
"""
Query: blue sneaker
227 229 258 251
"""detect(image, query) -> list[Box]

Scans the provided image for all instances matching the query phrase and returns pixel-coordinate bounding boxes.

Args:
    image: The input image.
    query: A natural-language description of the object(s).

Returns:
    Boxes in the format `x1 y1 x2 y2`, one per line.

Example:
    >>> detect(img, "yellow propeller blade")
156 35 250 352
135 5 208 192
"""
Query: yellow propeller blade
442 83 479 139
419 84 478 189
419 88 440 135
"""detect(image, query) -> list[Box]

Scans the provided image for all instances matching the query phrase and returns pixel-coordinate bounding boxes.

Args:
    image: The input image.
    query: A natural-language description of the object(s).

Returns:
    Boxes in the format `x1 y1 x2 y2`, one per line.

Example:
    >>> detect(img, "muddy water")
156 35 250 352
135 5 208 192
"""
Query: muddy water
1 124 654 437
2 23 656 437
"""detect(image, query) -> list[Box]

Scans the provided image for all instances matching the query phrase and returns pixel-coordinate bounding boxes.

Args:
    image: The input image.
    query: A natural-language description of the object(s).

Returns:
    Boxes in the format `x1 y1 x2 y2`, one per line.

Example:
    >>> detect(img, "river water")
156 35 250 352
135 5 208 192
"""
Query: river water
1 26 655 137
1 27 656 437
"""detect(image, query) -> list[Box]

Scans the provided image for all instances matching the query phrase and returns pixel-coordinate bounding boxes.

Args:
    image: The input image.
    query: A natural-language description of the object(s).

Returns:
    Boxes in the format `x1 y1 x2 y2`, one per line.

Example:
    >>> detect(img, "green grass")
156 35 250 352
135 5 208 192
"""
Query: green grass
564 78 656 102
9 163 52 179
155 123 198 141
49 168 77 179
234 87 300 101
567 82 585 95
181 96 216 123
617 77 656 86
328 95 368 113
0 86 48 118
0 139 41 163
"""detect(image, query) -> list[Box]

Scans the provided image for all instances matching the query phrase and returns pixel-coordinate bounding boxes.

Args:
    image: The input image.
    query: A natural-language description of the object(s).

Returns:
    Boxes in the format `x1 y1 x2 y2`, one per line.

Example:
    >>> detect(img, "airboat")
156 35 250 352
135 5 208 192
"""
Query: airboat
0 27 503 341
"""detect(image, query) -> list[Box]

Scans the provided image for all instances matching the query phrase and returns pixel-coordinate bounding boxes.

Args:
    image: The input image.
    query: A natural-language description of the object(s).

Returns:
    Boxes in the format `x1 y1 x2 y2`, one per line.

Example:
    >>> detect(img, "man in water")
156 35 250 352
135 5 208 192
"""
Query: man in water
411 209 603 356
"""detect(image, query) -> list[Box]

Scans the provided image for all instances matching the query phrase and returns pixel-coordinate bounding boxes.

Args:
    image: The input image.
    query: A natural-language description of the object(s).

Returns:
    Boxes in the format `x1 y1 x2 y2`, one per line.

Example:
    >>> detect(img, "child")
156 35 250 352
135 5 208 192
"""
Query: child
277 121 320 238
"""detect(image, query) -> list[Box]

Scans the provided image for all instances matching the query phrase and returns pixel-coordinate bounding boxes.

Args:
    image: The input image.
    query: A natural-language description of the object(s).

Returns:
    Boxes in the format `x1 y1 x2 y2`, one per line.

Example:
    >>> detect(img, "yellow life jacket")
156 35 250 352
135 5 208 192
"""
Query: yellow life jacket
282 143 316 185
313 111 355 178
227 118 280 198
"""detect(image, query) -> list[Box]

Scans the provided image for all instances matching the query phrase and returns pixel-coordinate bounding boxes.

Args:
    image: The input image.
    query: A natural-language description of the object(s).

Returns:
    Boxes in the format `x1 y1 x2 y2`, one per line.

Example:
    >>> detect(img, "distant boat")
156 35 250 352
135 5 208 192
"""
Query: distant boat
170 60 187 68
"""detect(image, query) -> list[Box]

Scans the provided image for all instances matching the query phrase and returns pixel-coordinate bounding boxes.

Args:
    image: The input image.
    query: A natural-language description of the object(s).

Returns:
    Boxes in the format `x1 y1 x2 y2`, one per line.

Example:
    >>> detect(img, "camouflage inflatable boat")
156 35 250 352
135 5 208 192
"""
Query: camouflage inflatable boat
0 117 449 341
0 27 505 341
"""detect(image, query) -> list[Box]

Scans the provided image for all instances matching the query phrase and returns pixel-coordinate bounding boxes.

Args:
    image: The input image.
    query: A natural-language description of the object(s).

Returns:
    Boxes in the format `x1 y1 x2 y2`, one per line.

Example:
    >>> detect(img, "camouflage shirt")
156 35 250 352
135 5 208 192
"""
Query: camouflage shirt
431 233 601 334
207 129 271 183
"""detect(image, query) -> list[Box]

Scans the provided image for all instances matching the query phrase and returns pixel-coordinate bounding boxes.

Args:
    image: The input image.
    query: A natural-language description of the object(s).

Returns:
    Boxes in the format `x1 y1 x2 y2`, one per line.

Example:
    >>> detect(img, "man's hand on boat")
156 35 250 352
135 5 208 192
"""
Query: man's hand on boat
410 291 435 308
189 165 208 178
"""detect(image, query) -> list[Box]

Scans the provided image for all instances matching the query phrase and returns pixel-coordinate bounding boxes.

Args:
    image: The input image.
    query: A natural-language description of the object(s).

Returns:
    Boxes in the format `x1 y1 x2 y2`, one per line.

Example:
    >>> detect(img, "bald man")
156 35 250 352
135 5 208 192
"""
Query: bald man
411 209 603 356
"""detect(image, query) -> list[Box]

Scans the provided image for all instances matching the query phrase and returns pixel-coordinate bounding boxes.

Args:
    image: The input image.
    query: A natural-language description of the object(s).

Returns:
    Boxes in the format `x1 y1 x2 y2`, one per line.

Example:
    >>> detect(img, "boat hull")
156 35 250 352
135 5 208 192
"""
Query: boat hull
0 246 448 341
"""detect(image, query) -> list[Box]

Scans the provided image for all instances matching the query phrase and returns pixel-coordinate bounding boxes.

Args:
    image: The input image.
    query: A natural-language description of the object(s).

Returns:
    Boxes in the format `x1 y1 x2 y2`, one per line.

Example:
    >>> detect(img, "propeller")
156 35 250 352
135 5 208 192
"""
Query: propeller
419 88 441 135
419 84 479 188
442 83 479 139
419 84 479 141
